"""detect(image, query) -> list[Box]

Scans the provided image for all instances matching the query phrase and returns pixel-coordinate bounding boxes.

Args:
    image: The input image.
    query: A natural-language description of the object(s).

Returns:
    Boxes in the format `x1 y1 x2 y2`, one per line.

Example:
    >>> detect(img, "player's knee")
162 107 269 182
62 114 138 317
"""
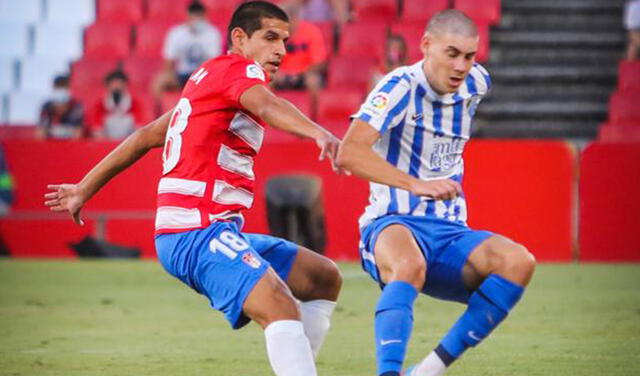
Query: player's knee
306 257 342 301
388 257 426 290
247 273 301 328
502 244 536 285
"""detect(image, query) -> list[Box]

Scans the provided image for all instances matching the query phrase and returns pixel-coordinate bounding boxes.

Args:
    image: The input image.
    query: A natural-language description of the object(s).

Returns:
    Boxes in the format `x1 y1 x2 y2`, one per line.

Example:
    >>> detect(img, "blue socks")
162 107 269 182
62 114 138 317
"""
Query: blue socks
375 281 418 376
438 274 525 364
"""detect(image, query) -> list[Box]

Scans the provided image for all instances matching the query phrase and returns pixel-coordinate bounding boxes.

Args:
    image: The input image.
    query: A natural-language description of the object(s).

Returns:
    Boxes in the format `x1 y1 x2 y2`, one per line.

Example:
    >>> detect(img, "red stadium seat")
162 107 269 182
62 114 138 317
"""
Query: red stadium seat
146 0 189 23
475 22 490 63
133 21 177 58
327 55 376 92
352 0 398 23
598 123 640 142
84 23 132 59
70 58 121 100
311 21 336 57
316 87 365 126
402 0 449 23
391 21 426 62
618 60 640 91
454 0 501 25
338 22 386 62
97 0 144 24
276 90 314 119
122 57 164 94
609 90 640 124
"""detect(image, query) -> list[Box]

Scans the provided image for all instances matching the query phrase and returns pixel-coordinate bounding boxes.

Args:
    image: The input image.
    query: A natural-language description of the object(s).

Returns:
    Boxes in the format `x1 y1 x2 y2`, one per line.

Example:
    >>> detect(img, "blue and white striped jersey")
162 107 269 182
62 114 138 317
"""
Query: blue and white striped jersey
353 60 491 229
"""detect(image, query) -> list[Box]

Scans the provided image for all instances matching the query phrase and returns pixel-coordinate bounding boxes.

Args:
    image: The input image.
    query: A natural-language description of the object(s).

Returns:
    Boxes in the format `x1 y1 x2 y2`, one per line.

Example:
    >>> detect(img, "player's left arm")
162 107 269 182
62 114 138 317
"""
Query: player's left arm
239 84 342 172
44 110 172 225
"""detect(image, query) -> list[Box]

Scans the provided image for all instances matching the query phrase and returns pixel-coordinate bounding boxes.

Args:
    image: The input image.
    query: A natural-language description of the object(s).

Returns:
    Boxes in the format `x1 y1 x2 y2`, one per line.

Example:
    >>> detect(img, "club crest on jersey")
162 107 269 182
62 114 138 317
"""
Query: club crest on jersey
246 64 266 82
242 252 261 269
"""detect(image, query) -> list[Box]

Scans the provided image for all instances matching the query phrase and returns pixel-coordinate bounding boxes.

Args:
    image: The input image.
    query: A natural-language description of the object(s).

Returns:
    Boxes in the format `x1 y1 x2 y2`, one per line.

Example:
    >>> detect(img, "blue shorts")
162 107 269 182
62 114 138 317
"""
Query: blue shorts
155 222 298 329
359 215 493 304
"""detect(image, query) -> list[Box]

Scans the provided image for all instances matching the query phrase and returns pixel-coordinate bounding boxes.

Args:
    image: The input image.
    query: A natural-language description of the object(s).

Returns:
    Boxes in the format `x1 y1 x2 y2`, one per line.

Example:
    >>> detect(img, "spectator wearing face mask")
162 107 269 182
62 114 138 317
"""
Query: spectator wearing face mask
152 0 223 101
38 75 84 140
370 34 408 90
89 71 146 140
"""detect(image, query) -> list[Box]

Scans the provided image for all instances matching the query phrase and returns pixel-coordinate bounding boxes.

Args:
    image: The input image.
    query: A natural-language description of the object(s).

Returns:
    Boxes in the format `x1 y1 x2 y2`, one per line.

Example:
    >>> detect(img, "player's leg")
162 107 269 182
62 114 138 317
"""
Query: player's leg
244 233 341 359
285 246 342 358
410 235 535 376
157 225 317 376
242 268 318 376
374 224 424 376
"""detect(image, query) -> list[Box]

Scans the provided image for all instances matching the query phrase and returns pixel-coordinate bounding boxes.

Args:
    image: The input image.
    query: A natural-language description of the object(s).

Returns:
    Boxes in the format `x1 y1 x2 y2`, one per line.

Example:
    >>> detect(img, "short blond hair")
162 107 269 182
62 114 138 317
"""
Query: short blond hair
426 9 478 37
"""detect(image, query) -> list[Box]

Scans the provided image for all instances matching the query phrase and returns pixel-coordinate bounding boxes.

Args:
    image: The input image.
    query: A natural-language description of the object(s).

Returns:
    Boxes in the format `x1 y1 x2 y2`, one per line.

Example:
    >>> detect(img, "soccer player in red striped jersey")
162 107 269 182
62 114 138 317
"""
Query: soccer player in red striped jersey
45 2 342 375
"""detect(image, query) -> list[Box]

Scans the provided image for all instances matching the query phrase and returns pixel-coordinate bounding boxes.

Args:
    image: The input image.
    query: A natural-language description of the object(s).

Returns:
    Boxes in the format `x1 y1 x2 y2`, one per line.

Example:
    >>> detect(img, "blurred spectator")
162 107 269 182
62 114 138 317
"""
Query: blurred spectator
273 2 328 94
296 0 350 25
152 0 223 100
38 75 84 140
0 144 14 217
370 34 408 89
89 71 145 140
0 144 12 256
625 0 640 60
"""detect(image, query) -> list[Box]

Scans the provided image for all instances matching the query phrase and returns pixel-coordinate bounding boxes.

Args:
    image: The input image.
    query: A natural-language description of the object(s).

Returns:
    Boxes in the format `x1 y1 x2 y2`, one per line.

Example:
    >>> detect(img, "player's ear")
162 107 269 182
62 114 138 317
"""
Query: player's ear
231 27 249 49
420 34 431 58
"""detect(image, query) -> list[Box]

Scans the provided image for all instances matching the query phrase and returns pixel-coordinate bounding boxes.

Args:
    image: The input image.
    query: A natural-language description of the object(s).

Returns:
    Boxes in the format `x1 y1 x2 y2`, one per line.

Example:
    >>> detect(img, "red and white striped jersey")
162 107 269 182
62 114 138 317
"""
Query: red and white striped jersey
155 53 270 234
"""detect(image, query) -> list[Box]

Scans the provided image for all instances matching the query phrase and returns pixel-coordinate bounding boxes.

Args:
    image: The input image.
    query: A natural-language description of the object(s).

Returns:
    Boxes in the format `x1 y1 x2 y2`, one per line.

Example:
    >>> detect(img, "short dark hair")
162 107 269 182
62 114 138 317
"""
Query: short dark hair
104 70 129 84
53 75 70 88
227 1 289 46
188 0 206 15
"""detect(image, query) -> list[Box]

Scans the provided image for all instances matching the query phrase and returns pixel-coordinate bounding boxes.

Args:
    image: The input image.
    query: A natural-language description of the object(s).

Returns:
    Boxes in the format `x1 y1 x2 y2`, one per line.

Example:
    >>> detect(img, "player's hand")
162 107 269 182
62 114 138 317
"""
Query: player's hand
315 130 350 175
44 184 87 226
409 178 462 200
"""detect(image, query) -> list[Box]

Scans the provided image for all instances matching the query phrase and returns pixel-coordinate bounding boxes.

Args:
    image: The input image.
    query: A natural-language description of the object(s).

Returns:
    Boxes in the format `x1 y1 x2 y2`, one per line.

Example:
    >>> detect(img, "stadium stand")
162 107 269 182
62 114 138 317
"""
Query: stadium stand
617 60 640 91
401 0 448 23
33 23 84 60
83 23 132 59
454 0 501 26
146 0 189 23
18 57 70 94
0 58 15 93
6 91 49 125
326 55 375 92
338 21 387 62
96 0 144 24
122 57 164 94
0 23 31 58
0 0 42 23
609 90 640 124
70 58 120 101
352 0 398 23
46 0 96 27
133 21 177 58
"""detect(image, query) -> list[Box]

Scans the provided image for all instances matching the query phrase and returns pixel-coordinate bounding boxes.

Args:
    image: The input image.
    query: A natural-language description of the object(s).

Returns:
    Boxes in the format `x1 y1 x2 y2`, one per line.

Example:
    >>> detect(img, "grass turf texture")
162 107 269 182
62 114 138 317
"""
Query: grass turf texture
1 261 639 375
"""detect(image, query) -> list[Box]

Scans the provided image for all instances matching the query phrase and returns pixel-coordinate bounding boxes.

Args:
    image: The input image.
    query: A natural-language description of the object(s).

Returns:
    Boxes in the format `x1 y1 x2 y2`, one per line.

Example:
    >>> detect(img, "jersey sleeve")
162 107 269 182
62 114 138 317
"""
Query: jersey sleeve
352 71 412 134
221 60 269 107
470 63 492 97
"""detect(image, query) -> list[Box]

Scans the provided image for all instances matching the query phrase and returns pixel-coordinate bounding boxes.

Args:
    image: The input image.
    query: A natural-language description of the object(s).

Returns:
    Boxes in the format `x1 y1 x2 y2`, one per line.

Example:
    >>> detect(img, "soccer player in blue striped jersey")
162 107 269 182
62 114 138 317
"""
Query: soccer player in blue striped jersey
336 10 536 376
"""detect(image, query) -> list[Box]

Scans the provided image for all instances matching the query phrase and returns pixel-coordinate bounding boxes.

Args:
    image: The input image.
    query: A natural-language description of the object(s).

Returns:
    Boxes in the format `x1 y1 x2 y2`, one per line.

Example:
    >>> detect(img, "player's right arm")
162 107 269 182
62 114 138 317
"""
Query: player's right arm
44 110 172 225
239 84 342 172
337 119 461 200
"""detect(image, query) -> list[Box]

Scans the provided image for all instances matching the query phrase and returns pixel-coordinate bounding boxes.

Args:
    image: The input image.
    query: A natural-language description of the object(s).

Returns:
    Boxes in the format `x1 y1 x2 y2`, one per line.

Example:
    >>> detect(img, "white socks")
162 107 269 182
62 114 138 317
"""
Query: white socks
264 320 317 376
299 299 337 359
413 351 447 376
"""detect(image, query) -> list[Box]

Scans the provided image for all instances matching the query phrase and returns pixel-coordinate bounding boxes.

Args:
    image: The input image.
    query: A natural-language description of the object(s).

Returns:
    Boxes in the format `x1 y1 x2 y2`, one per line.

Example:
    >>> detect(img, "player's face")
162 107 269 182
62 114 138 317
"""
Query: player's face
421 32 478 95
236 18 290 75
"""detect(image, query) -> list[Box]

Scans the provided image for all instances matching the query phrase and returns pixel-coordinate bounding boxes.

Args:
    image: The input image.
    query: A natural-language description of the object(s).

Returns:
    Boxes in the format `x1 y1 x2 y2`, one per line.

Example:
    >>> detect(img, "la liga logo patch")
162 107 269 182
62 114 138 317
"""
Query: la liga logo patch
371 93 389 109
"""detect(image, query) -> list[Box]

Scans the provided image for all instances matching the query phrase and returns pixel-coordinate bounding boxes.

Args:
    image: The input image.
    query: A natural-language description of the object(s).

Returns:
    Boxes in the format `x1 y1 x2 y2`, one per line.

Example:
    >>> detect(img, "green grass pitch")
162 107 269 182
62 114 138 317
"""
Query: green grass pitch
1 261 639 375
